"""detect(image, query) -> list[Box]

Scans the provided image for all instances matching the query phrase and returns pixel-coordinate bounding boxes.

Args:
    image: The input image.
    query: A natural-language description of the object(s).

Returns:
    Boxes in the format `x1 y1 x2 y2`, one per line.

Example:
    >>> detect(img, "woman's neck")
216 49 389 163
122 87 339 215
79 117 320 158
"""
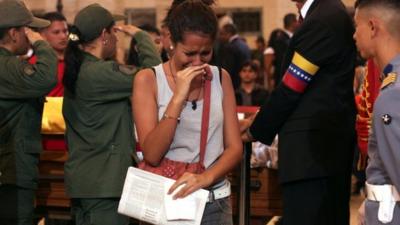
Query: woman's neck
83 43 102 59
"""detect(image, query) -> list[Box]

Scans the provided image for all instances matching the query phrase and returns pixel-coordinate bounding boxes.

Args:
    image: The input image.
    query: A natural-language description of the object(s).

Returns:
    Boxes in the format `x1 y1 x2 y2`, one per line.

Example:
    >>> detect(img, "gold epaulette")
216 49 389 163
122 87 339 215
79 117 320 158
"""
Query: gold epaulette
381 72 397 90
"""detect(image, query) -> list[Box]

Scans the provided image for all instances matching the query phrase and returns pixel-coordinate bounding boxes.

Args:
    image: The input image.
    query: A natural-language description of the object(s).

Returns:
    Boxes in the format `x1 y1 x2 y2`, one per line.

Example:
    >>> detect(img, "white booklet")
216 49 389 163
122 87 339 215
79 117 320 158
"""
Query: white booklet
118 167 209 225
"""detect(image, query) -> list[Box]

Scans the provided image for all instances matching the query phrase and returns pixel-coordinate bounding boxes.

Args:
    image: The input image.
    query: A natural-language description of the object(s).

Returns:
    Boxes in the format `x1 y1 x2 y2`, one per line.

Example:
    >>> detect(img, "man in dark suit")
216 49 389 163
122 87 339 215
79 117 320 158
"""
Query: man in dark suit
218 23 251 90
244 0 357 224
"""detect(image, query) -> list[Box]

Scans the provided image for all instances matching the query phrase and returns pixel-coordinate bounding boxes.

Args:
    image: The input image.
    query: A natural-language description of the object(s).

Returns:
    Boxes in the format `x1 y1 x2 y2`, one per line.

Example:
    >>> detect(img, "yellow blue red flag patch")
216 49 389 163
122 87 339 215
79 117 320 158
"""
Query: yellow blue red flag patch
282 52 319 93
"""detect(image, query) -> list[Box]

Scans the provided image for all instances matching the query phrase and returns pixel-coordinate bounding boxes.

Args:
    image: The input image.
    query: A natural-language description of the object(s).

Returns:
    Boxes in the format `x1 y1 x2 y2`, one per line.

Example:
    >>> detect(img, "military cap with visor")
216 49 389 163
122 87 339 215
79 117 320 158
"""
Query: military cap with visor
0 0 50 28
72 3 125 42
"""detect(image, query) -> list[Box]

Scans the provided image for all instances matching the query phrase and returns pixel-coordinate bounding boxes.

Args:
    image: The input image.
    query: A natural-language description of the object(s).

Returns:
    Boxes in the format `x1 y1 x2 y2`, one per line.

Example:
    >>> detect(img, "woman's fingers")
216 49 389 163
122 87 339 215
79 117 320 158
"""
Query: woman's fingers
168 173 204 199
173 183 199 199
172 64 210 102
115 25 140 36
168 174 190 195
177 64 208 81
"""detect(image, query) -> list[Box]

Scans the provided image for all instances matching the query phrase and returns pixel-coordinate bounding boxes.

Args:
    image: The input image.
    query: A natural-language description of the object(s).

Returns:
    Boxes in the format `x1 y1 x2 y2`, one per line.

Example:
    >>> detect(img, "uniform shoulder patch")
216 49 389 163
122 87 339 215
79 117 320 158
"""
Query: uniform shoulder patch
381 72 397 90
23 64 36 76
117 65 137 75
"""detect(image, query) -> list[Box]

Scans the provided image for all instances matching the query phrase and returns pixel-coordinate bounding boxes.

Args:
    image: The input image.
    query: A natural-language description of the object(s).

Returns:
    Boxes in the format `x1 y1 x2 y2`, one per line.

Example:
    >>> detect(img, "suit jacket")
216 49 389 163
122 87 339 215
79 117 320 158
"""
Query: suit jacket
229 37 251 89
250 0 357 183
213 38 251 90
272 31 290 85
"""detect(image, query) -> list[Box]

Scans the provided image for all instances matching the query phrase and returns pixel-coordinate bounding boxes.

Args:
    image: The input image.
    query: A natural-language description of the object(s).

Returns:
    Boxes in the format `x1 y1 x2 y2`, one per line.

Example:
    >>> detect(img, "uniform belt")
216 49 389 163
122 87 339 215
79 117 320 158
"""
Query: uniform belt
207 181 231 203
366 182 400 202
365 182 400 223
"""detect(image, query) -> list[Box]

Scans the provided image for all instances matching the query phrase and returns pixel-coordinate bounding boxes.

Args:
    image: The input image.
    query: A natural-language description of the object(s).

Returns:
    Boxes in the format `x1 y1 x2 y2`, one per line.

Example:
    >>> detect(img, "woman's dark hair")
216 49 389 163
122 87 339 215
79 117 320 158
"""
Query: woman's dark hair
126 37 139 66
166 0 218 44
63 22 114 95
162 0 186 26
163 0 216 24
267 29 286 47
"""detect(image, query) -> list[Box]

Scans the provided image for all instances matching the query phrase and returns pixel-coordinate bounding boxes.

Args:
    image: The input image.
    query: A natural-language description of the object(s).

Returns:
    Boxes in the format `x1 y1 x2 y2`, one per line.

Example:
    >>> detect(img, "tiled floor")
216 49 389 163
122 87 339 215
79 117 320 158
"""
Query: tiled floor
267 193 365 225
350 193 364 225
36 191 366 225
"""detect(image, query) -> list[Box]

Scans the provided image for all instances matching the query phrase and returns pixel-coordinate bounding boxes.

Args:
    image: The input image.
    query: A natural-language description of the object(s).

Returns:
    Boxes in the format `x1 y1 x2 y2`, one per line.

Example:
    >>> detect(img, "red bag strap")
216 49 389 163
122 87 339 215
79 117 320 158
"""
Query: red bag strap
199 67 212 165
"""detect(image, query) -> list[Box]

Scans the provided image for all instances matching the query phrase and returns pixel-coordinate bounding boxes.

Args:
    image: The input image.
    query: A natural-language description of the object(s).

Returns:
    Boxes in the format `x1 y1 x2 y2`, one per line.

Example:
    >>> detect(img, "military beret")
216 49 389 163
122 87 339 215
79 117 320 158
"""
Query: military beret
73 3 125 42
0 0 50 29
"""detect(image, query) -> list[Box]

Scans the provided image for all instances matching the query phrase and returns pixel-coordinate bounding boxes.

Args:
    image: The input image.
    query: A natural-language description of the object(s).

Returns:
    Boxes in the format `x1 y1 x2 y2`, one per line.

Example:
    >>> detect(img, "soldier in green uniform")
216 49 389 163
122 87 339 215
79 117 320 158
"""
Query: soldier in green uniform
62 4 161 225
0 1 58 225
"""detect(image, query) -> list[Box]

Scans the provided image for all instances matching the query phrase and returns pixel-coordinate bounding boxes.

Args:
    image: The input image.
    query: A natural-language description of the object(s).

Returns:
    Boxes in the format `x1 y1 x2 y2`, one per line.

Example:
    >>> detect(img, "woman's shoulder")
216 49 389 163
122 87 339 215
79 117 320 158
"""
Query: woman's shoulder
134 64 162 85
78 60 112 78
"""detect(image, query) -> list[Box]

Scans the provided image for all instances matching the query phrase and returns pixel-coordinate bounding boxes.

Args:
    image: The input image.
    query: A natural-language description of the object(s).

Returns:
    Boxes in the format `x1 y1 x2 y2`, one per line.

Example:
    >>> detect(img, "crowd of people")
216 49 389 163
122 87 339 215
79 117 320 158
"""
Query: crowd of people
1 0 400 225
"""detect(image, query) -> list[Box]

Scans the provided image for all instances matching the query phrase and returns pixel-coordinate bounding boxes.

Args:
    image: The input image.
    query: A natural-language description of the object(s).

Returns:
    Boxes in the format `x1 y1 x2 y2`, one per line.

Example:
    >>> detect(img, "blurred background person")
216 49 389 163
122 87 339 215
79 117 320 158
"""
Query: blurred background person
252 35 267 82
264 13 299 92
235 60 269 106
217 23 251 90
126 24 162 66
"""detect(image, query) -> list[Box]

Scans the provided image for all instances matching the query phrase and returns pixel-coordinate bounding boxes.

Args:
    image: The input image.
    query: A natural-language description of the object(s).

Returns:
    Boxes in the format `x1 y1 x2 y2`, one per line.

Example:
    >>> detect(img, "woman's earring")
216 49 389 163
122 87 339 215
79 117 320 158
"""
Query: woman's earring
169 45 174 51
103 39 108 45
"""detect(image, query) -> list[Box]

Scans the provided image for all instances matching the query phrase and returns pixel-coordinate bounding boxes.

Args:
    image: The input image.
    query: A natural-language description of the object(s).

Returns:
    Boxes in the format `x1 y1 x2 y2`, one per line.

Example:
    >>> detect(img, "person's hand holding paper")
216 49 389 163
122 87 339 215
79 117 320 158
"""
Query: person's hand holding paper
164 181 198 221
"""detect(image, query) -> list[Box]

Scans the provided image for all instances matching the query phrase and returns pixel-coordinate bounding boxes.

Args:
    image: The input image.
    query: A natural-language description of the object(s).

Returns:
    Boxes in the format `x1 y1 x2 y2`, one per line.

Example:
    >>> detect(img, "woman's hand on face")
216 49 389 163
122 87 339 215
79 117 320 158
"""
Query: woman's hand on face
167 172 212 199
173 64 208 102
115 25 141 36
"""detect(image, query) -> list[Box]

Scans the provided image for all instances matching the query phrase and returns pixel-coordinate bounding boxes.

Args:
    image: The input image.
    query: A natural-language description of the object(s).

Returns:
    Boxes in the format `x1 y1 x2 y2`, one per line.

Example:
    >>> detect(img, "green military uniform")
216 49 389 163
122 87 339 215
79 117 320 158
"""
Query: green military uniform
0 41 57 224
62 4 161 225
0 40 57 186
0 1 57 224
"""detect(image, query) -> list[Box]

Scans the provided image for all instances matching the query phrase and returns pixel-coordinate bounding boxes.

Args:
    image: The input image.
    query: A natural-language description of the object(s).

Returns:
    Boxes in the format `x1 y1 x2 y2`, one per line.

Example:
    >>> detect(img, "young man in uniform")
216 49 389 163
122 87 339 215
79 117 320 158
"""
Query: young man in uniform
0 1 57 224
243 0 357 224
354 0 400 224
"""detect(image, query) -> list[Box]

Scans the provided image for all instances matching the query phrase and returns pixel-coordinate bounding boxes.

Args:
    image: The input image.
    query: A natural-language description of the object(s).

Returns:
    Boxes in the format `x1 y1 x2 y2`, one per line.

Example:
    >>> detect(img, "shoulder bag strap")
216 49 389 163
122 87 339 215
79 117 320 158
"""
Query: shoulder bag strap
199 66 213 165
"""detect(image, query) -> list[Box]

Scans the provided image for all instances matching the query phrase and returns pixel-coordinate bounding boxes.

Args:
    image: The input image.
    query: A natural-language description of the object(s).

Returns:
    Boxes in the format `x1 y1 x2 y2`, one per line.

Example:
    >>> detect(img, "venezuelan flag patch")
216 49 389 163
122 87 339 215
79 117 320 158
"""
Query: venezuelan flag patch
282 52 319 93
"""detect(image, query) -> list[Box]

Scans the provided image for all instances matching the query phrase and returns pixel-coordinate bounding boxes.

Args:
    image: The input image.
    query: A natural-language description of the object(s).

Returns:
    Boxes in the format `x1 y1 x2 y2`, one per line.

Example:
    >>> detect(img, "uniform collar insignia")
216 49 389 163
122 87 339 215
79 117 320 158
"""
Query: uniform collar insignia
381 72 397 90
382 114 392 125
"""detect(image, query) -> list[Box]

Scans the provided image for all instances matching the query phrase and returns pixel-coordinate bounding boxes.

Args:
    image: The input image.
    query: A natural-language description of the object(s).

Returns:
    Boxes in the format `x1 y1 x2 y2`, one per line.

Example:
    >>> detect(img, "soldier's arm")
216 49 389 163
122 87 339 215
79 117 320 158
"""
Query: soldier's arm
85 30 161 101
81 62 137 101
133 31 162 68
3 41 57 98
250 20 339 145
